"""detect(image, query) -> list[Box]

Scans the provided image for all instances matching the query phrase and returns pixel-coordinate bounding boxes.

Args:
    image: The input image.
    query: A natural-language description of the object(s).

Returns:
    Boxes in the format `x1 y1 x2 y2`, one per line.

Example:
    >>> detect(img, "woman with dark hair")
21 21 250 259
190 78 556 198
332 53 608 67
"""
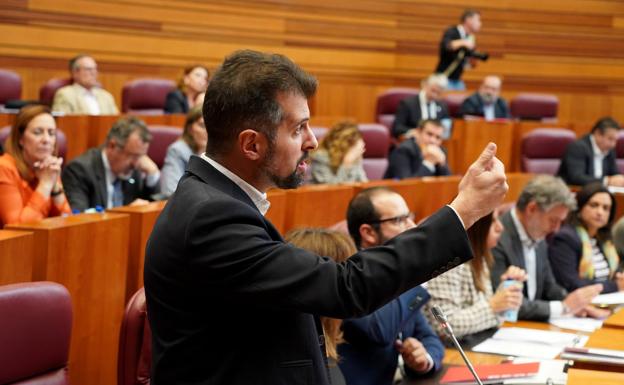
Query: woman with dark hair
424 209 526 343
164 65 209 114
548 182 623 293
160 105 207 198
284 228 353 385
0 105 70 226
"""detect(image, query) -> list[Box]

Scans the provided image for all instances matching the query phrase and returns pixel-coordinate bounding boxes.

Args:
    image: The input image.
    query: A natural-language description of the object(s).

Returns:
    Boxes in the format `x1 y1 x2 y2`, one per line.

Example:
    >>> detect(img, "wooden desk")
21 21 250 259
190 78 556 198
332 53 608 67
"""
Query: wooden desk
603 309 624 329
109 200 167 300
613 192 624 222
568 368 624 384
6 212 131 385
283 184 355 231
0 230 34 285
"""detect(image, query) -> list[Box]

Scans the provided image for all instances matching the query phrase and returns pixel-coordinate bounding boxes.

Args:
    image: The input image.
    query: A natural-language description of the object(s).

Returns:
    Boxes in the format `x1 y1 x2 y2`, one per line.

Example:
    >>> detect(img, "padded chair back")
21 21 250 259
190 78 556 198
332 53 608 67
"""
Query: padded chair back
616 131 624 174
375 88 419 129
0 69 22 106
521 128 576 174
39 78 73 106
510 93 559 120
359 123 390 180
0 281 72 385
147 125 183 168
443 93 468 118
122 78 176 115
118 288 151 385
0 126 67 160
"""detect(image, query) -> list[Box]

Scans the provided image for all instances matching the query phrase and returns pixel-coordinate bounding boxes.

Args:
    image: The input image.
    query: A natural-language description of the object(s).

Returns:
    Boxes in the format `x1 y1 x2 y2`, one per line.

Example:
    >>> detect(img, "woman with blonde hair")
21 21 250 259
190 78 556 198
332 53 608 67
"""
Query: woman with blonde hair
310 121 368 184
285 227 355 385
0 105 70 226
164 64 209 113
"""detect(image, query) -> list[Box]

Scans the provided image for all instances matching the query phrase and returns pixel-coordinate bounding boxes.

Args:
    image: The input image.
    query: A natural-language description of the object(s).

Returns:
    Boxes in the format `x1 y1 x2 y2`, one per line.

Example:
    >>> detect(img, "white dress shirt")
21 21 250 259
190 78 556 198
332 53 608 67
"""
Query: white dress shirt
76 84 101 115
418 91 437 120
589 134 607 180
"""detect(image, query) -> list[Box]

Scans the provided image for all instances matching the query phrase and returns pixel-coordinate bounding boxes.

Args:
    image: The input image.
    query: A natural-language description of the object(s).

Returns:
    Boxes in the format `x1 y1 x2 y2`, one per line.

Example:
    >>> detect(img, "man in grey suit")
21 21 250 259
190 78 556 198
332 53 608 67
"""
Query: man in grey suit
62 116 160 212
491 175 604 321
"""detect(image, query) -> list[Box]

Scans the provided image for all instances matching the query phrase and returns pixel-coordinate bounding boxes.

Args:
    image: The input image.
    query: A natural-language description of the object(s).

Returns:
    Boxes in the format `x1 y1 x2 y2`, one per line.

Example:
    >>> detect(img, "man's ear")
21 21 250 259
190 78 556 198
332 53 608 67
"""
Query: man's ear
238 129 267 161
359 224 379 247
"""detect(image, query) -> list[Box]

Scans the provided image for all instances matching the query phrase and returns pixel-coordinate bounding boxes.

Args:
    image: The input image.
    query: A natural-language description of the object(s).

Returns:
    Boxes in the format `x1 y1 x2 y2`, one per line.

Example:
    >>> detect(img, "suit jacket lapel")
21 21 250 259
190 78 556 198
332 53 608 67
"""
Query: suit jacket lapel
91 149 108 206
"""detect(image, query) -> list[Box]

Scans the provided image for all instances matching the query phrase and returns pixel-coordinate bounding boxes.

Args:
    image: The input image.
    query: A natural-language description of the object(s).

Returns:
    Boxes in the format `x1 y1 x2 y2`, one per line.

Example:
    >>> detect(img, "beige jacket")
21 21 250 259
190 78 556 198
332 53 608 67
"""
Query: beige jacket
52 83 119 115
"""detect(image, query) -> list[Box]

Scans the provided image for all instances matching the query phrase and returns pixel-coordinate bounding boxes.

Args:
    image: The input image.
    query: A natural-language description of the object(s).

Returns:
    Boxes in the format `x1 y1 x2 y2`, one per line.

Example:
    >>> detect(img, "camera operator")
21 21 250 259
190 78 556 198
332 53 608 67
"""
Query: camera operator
435 9 488 90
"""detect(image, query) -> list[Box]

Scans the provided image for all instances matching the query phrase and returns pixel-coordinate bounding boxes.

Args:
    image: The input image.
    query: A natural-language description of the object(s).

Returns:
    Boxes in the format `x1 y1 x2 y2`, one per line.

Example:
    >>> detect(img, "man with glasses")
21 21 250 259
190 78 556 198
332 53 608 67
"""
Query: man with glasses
52 54 119 115
62 116 160 212
339 187 444 385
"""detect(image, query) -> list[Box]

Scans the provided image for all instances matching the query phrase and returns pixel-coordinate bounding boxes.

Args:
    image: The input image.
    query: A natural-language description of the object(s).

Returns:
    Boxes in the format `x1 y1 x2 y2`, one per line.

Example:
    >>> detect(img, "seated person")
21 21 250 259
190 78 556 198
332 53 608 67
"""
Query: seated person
557 117 624 187
160 106 207 197
391 74 450 139
492 175 609 321
339 187 444 385
164 65 209 114
425 209 525 344
0 105 70 226
459 75 510 120
384 119 451 179
285 228 354 385
549 182 623 293
310 121 368 184
52 54 119 115
62 117 160 211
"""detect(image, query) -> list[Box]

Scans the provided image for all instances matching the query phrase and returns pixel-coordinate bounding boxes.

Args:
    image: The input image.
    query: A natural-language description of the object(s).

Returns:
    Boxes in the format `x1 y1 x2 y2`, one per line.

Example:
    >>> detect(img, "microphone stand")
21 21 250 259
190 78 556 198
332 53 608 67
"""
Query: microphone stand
431 306 484 385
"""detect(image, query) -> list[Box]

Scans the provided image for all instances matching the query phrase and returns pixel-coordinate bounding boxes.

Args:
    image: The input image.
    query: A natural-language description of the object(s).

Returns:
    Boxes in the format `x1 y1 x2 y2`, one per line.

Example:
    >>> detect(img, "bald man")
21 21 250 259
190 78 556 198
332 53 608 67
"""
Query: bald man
459 75 510 120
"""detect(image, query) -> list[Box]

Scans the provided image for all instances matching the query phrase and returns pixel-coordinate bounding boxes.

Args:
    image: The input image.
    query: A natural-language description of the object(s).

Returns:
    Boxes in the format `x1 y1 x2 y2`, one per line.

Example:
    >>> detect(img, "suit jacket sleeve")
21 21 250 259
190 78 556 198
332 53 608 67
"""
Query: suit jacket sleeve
386 145 415 179
52 88 75 114
166 199 471 318
392 99 417 139
61 160 93 212
160 143 187 198
404 311 444 377
548 227 619 294
459 95 481 117
559 141 601 186
498 99 511 119
164 90 186 113
605 151 620 177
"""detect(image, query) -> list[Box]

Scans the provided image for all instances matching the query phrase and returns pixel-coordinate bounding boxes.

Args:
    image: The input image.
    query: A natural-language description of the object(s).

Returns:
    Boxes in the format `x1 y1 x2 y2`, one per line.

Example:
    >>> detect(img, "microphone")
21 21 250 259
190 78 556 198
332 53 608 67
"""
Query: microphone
431 305 484 385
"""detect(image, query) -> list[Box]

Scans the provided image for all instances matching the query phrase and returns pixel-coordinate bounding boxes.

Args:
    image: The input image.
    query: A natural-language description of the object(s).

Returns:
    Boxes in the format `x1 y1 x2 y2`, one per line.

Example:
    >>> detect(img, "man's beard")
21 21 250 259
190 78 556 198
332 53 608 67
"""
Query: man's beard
264 143 308 189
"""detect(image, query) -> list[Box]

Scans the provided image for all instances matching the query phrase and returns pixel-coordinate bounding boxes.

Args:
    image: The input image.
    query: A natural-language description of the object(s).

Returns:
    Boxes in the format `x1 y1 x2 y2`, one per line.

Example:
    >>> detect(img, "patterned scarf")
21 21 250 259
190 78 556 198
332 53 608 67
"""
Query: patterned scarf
576 225 619 280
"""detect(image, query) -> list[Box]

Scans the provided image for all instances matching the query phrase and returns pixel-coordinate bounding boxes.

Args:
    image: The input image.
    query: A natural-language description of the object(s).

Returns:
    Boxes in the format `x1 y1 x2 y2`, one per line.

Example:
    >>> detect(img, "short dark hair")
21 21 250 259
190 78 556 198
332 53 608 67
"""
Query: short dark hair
417 119 444 130
591 117 620 135
105 116 152 146
346 187 394 248
203 49 318 157
69 54 92 72
461 9 480 22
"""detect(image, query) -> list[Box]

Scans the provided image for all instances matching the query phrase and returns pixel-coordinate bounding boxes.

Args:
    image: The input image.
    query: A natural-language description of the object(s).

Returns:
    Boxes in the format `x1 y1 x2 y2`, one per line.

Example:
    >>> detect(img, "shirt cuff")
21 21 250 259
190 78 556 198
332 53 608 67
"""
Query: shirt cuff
446 204 466 229
424 352 435 373
145 171 160 188
422 160 436 173
549 301 564 318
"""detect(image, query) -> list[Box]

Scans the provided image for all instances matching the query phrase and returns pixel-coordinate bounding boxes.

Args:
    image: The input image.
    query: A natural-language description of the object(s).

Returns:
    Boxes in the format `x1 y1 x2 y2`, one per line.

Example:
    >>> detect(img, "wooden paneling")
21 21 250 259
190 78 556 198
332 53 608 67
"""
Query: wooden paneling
6 212 130 385
0 230 34 285
1 1 624 126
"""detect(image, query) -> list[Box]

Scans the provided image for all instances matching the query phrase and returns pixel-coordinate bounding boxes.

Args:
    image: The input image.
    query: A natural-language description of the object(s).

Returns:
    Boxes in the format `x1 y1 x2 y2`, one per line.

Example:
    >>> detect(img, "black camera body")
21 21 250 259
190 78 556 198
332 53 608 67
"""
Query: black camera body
467 50 489 61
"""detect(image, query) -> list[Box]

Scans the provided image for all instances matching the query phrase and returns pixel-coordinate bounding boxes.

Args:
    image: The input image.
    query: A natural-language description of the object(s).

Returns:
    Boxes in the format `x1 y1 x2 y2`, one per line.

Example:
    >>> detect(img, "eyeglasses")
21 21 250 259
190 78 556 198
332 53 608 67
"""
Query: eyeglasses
369 212 415 227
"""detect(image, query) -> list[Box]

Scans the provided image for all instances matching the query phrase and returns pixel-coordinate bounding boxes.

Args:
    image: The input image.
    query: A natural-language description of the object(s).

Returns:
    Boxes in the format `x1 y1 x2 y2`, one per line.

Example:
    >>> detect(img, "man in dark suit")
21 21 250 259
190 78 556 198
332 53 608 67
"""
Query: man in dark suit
492 175 604 322
459 75 510 120
435 9 483 90
340 187 444 385
144 49 508 385
391 74 450 139
385 119 451 179
557 117 624 187
62 116 160 211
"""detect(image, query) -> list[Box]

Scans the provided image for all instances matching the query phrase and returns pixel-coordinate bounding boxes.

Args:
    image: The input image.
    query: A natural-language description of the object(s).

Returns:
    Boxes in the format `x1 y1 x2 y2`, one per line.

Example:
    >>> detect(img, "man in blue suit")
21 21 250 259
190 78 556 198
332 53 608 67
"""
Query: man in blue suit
342 187 444 385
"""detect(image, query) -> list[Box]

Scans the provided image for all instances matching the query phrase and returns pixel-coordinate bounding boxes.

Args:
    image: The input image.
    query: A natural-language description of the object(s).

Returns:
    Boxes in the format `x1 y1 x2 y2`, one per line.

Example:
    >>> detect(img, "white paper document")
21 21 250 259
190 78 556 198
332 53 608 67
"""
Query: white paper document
591 292 624 306
549 315 603 333
471 327 588 359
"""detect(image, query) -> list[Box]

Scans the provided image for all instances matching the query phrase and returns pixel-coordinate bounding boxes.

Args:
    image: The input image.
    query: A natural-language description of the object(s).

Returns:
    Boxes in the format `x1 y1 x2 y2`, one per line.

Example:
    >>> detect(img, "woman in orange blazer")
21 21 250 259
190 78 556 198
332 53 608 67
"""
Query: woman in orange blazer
0 105 71 227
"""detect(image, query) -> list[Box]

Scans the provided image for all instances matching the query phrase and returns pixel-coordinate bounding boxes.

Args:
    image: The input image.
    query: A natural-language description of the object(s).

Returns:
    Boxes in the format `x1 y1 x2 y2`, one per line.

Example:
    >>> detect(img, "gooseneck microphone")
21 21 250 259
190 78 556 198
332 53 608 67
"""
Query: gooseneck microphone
431 305 484 385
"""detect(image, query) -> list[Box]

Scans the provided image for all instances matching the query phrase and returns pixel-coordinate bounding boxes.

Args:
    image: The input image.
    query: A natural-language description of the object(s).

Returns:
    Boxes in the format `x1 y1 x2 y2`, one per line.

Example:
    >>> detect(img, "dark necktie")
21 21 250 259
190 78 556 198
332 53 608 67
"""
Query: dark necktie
112 178 124 207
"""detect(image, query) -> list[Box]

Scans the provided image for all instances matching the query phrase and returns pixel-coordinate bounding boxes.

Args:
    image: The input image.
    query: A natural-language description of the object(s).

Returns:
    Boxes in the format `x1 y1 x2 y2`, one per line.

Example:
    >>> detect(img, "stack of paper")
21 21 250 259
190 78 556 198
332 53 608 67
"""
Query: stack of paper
560 346 624 366
504 358 567 385
471 327 588 359
440 362 540 385
591 292 624 306
549 315 603 332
